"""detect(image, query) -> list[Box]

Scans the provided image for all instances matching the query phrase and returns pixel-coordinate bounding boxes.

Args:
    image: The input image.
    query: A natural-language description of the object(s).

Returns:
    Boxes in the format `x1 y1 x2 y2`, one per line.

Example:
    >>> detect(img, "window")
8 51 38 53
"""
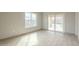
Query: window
25 12 37 28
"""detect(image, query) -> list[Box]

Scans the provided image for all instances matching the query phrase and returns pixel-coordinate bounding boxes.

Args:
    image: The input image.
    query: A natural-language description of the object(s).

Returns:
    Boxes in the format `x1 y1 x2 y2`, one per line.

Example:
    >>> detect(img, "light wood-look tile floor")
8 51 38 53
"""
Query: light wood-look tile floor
0 30 79 46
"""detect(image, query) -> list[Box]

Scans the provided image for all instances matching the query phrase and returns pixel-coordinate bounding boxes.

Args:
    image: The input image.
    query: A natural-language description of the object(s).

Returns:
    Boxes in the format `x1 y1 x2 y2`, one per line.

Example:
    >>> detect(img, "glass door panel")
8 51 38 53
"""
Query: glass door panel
48 15 55 31
56 24 63 32
55 14 64 32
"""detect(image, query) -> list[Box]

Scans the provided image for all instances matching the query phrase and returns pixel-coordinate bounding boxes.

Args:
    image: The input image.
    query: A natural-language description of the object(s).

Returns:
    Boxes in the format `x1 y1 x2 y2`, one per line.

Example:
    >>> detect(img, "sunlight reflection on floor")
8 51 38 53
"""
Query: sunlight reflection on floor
27 33 38 46
17 33 38 46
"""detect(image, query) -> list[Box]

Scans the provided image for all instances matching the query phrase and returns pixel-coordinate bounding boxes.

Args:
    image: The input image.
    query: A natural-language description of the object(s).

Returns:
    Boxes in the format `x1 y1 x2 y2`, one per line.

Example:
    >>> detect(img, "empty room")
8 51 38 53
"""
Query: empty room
0 12 79 46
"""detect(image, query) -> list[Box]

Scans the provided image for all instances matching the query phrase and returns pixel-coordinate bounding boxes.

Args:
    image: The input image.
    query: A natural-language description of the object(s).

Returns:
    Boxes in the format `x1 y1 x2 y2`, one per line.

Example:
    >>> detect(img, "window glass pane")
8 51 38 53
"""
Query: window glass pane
48 15 55 30
32 13 37 26
49 24 54 30
56 14 64 24
56 24 63 32
25 20 31 28
32 13 37 20
25 18 31 20
49 16 54 23
25 12 31 18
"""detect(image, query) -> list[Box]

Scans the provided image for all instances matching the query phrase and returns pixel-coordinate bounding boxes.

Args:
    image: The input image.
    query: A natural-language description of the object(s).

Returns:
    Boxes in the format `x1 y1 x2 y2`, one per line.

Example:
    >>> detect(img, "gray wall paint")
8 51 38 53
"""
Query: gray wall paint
0 12 42 39
75 13 78 36
64 12 75 34
78 13 79 39
42 12 75 34
75 12 79 39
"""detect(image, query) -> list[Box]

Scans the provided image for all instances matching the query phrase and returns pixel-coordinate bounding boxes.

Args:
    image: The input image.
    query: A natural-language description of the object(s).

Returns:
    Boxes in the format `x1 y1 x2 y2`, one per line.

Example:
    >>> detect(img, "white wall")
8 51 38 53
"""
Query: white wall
64 12 75 34
75 12 79 39
0 12 42 39
42 12 75 34
78 13 79 39
75 13 78 36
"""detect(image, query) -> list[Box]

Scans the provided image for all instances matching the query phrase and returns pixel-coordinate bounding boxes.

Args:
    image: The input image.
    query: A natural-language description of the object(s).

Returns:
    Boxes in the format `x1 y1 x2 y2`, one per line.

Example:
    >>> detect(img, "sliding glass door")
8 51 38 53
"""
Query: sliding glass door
48 14 64 32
